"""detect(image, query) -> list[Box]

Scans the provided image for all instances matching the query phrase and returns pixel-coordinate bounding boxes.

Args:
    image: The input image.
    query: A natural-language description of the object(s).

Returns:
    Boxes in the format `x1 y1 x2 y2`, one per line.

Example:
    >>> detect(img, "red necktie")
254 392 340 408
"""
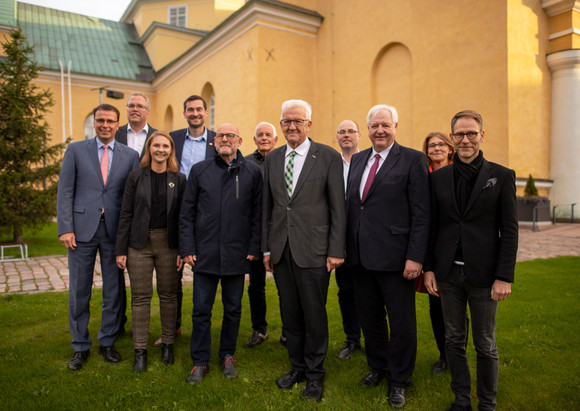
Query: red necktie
361 154 380 202
101 144 109 185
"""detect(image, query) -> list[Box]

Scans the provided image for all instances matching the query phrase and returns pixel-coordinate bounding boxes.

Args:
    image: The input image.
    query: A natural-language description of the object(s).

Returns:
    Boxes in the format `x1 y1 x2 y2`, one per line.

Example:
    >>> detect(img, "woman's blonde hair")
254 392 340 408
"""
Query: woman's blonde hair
140 131 179 173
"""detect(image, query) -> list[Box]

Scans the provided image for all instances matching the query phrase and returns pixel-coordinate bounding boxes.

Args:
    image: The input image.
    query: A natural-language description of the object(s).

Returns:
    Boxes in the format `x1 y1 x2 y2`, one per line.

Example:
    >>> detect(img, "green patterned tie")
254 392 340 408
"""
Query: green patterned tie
285 151 296 197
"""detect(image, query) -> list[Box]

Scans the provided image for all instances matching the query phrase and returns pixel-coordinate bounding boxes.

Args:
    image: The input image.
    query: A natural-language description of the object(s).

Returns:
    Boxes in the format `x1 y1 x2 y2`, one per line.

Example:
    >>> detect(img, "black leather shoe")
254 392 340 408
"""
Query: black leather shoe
99 345 121 364
448 403 472 411
68 350 89 370
161 344 174 365
302 379 323 402
338 342 360 359
388 386 406 408
133 349 147 373
276 369 305 389
432 358 448 374
359 371 384 387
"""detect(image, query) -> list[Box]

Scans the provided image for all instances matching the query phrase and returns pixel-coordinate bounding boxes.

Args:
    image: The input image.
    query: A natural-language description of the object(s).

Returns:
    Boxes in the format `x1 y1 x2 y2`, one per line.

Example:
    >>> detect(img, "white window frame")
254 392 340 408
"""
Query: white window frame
168 6 187 27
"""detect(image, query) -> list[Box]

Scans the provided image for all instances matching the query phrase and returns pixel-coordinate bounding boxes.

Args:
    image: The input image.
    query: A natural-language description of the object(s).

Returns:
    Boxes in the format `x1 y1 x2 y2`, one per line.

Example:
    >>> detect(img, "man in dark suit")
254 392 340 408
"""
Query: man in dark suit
156 95 215 346
244 121 278 348
57 104 140 370
115 93 157 159
345 104 430 408
263 99 346 402
423 110 518 411
334 119 362 360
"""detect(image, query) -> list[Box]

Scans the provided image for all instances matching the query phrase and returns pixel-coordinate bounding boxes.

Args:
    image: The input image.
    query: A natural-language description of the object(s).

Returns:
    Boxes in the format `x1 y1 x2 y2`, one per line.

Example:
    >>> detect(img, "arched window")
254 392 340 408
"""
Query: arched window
83 113 94 140
201 82 215 131
209 92 215 131
164 105 174 131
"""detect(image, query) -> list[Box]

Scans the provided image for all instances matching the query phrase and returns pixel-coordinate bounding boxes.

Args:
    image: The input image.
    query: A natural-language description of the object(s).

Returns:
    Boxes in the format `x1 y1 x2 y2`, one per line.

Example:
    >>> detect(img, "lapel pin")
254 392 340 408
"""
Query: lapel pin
169 182 175 188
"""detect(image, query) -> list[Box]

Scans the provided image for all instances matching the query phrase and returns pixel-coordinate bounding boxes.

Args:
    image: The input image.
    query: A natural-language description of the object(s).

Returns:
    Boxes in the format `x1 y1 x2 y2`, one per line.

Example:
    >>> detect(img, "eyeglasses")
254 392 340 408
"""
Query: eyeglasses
215 133 239 140
281 119 309 127
428 142 448 149
127 104 148 110
95 119 119 125
452 131 479 141
337 129 358 135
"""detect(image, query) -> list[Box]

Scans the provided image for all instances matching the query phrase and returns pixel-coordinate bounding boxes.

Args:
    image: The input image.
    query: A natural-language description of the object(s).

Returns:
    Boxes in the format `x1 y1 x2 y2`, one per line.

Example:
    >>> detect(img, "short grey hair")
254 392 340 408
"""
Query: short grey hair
367 104 398 125
127 92 150 110
280 99 312 120
254 121 277 137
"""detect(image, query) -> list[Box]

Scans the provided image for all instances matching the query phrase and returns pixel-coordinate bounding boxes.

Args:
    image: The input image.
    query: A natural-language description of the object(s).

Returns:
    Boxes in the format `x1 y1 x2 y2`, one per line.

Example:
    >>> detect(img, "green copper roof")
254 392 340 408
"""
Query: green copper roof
0 0 16 26
16 2 154 82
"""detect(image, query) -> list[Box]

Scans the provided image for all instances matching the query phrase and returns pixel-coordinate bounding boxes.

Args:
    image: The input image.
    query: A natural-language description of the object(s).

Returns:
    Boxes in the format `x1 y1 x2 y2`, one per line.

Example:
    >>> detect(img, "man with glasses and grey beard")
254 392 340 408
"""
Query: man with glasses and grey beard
180 123 262 385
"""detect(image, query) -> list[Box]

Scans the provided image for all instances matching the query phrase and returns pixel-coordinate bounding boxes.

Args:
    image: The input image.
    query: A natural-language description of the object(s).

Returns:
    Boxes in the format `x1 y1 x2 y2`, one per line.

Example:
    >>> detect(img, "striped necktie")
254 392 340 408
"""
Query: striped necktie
285 150 296 197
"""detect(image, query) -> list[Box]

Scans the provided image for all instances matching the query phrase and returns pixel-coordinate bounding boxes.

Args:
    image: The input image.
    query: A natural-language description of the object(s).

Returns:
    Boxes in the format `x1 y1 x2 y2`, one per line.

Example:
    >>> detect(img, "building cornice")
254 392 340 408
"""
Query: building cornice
139 21 208 44
36 70 155 93
541 0 580 17
153 0 323 91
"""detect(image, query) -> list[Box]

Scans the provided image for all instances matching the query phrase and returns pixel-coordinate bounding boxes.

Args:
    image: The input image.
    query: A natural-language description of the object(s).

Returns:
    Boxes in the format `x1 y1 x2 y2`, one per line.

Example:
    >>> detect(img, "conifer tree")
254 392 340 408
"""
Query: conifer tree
0 28 66 244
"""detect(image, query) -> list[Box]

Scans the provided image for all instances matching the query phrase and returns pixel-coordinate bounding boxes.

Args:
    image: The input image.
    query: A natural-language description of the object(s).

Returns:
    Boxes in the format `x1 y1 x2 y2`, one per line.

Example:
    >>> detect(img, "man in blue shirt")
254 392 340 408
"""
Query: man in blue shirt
156 95 215 346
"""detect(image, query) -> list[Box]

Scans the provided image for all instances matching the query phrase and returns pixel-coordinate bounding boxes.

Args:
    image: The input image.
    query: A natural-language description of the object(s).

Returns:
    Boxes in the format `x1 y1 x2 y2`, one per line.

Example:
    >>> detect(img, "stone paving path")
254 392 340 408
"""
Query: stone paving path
1 224 579 295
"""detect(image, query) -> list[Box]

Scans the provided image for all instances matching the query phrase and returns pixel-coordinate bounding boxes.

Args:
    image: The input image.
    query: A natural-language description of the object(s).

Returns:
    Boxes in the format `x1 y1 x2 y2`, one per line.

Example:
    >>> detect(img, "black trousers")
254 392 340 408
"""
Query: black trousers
273 242 330 381
351 265 417 388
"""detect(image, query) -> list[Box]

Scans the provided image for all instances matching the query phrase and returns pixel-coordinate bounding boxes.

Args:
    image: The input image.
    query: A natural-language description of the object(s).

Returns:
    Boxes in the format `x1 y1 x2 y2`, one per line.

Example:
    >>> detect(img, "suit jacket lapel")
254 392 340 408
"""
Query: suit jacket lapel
464 159 491 214
166 171 175 214
349 148 371 202
441 165 460 217
88 138 105 186
364 142 400 202
291 140 318 200
143 167 152 210
107 143 123 187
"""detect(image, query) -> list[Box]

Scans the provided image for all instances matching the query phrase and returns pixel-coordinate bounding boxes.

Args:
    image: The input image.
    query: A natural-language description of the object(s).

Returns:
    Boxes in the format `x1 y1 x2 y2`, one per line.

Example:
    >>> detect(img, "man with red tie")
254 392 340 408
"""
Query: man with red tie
345 104 430 408
57 104 140 370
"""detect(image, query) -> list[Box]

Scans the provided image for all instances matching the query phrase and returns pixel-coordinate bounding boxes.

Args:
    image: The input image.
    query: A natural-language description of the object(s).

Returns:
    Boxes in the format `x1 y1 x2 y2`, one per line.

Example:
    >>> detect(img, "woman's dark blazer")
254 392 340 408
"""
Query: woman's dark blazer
115 166 186 255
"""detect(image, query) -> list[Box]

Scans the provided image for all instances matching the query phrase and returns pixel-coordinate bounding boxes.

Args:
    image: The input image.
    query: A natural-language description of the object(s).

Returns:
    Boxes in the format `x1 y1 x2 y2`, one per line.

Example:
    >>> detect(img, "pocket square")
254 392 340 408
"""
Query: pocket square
483 178 497 189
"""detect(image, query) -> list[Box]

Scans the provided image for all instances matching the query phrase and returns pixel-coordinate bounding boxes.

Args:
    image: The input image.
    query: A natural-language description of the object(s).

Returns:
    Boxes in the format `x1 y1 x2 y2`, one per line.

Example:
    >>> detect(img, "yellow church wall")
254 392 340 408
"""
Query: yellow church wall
507 0 551 182
306 0 512 169
143 26 203 71
23 0 556 189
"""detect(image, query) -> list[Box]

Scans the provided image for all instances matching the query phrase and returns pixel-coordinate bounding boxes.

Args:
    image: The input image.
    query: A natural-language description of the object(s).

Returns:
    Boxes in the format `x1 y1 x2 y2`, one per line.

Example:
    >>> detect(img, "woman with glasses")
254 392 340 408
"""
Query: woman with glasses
115 131 186 373
421 132 456 374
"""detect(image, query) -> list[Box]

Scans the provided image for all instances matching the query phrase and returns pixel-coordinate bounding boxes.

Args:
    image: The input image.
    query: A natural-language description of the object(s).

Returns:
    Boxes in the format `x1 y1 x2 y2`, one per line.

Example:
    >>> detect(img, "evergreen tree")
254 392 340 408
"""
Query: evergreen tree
0 27 66 244
524 174 539 198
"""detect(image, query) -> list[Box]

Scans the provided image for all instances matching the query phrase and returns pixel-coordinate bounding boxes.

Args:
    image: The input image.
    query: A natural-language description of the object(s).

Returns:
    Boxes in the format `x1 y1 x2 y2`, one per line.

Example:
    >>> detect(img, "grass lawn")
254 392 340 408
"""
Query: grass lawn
0 222 65 258
0 257 578 410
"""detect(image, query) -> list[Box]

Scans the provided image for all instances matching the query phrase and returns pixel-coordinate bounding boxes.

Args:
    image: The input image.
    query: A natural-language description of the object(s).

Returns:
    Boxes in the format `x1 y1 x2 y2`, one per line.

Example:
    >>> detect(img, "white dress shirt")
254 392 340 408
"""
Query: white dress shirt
359 143 393 200
127 123 149 155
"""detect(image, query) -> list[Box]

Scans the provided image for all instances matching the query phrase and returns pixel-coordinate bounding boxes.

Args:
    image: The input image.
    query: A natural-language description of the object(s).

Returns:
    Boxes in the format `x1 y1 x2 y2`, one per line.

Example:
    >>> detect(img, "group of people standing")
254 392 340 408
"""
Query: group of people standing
57 94 517 411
